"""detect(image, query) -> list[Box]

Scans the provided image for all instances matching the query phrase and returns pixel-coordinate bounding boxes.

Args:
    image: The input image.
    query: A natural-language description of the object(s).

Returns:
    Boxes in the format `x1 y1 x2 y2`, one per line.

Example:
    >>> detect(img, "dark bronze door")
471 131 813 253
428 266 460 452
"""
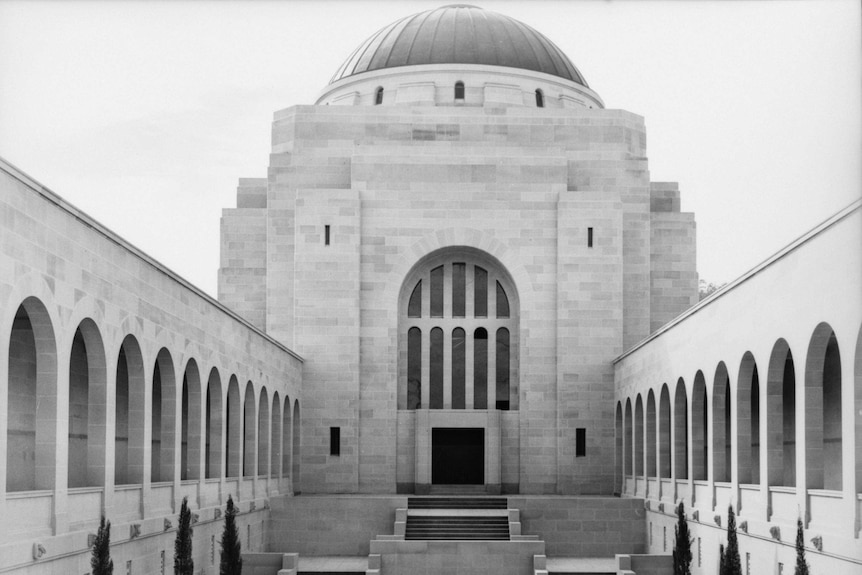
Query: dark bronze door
431 428 484 484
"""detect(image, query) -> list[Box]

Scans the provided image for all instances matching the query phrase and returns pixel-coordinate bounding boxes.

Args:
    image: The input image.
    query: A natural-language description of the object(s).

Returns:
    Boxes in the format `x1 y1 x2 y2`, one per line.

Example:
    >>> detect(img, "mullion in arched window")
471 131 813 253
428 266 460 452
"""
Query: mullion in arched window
452 328 465 409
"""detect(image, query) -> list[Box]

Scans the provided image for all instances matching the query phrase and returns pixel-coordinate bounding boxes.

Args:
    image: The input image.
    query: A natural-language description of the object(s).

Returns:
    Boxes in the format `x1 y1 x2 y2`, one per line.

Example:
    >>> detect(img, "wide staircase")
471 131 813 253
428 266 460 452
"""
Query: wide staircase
405 496 510 540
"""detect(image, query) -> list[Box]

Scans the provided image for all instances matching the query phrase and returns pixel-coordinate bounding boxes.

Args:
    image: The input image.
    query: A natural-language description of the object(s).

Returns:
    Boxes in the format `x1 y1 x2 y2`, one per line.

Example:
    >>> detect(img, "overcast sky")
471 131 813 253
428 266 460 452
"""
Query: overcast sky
0 0 859 298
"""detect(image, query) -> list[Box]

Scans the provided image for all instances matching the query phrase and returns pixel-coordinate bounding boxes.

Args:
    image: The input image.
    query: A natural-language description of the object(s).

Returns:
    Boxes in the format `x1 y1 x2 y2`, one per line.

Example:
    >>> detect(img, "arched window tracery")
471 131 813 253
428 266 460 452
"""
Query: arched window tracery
399 252 518 411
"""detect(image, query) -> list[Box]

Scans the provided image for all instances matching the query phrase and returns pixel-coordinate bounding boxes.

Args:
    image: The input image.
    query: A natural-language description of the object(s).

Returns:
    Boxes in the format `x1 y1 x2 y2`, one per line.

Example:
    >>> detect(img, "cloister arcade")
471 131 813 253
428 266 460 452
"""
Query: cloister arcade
4 293 302 533
614 200 862 550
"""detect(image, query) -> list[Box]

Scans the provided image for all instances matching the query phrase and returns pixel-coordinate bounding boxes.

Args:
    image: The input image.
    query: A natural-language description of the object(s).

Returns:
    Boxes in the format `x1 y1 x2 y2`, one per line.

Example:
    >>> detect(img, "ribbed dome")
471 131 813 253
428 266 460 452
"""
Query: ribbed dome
330 4 588 87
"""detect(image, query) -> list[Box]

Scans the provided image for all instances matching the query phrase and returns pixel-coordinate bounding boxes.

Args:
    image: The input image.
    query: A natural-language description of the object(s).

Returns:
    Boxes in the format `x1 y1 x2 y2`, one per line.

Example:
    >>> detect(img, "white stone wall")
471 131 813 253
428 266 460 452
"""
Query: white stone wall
220 103 698 496
0 159 302 574
615 201 862 571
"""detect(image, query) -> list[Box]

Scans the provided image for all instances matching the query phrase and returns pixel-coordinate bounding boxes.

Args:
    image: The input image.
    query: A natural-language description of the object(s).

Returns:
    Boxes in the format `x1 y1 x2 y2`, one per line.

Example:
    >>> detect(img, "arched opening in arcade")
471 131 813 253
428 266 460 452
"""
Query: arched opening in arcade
68 319 107 488
6 298 58 492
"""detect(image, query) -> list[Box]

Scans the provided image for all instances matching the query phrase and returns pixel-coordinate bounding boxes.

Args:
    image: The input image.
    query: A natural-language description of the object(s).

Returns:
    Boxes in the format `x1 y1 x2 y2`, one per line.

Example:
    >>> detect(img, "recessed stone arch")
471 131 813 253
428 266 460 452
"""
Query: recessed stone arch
766 339 796 487
736 351 760 484
624 398 633 477
6 296 58 491
712 362 731 482
805 322 842 490
258 386 270 476
635 394 644 477
659 384 671 479
205 368 223 479
115 334 145 485
673 378 688 479
151 347 176 483
68 318 107 488
243 381 256 477
646 390 657 477
855 324 862 493
282 394 292 480
226 376 241 478
181 358 202 480
397 246 519 412
615 401 623 493
292 401 301 493
691 371 708 481
271 391 281 478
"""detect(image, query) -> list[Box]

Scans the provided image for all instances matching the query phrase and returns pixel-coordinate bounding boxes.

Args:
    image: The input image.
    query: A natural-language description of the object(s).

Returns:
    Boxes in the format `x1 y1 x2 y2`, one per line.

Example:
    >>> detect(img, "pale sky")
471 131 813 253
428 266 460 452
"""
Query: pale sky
0 0 859 297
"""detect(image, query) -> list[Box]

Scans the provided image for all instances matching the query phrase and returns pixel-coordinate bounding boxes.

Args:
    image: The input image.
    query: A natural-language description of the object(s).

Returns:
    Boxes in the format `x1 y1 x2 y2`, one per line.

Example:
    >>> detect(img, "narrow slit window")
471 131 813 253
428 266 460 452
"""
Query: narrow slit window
454 81 465 100
407 328 422 410
408 280 422 318
587 227 593 247
324 225 330 245
473 328 488 409
495 328 509 410
452 263 465 317
430 265 444 317
375 87 383 105
576 428 586 457
496 281 509 318
474 266 487 317
535 89 544 108
330 427 340 456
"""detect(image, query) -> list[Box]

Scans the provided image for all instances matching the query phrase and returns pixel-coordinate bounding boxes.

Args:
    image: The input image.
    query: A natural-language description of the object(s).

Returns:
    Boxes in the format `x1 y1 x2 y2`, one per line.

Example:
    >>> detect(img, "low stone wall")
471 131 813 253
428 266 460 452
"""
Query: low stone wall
268 495 406 556
370 539 545 575
509 496 646 557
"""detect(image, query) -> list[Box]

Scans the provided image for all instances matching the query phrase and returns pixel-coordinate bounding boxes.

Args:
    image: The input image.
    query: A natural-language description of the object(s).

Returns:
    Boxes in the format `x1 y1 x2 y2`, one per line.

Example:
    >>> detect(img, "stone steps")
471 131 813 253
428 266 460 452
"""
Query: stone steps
407 496 508 509
406 516 510 540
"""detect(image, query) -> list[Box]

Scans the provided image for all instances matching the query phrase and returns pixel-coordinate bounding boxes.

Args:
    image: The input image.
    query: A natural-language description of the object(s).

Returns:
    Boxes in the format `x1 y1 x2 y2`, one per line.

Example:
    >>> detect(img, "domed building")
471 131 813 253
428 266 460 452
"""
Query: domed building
219 3 699 497
1 4 859 575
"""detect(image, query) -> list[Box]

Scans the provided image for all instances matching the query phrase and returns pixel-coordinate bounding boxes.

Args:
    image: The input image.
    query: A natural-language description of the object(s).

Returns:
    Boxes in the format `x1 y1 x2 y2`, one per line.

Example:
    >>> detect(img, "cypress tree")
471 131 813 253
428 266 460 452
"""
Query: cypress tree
795 518 810 575
220 495 243 575
672 501 692 575
723 506 742 575
174 496 194 575
90 515 114 575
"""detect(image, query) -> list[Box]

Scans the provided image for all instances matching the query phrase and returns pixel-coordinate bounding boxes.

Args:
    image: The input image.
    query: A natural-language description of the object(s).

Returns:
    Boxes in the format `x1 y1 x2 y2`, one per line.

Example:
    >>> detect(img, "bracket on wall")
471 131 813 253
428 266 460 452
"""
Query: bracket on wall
769 526 781 541
130 524 141 539
32 543 46 560
658 503 665 513
644 500 651 510
249 501 256 512
811 535 823 552
191 513 200 525
214 508 222 520
739 521 748 533
713 514 721 527
263 499 270 510
88 533 97 547
691 510 699 521
163 518 172 531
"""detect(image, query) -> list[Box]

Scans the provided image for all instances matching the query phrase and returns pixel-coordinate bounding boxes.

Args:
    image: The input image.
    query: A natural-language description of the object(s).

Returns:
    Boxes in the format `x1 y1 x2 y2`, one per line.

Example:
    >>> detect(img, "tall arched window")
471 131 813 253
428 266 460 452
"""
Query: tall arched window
535 89 544 107
375 87 384 105
399 250 518 411
454 81 465 100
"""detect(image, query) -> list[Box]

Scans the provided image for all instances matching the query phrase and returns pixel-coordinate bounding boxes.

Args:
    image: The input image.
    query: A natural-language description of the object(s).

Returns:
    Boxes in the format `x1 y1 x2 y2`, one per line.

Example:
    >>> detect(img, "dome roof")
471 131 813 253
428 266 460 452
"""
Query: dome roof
330 4 589 87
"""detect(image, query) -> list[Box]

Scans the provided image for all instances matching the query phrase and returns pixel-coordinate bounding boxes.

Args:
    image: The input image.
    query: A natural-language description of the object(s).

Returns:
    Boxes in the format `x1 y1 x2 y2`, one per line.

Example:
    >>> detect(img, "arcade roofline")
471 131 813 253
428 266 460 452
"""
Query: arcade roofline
614 196 862 364
0 156 304 363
